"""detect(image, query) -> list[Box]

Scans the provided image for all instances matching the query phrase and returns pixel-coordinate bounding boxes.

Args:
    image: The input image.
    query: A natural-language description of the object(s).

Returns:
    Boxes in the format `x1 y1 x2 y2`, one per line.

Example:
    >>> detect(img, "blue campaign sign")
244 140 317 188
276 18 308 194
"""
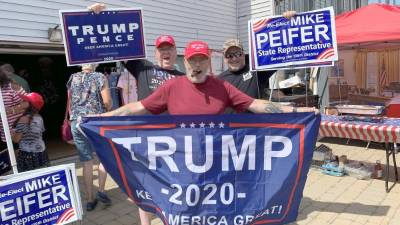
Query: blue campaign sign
249 7 338 71
81 113 320 225
59 8 146 66
0 169 78 225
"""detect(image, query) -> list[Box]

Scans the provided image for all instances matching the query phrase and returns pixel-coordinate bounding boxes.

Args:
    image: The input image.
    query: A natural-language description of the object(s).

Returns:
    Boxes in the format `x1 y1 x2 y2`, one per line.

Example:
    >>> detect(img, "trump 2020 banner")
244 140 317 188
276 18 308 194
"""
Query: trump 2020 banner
0 164 82 225
59 8 146 66
81 113 320 225
249 7 338 70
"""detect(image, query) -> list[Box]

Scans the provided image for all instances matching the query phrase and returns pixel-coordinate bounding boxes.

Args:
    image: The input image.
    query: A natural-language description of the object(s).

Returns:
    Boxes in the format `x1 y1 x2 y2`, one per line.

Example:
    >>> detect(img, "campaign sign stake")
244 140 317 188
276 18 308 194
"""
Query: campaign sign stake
59 8 146 66
249 7 338 71
81 113 320 225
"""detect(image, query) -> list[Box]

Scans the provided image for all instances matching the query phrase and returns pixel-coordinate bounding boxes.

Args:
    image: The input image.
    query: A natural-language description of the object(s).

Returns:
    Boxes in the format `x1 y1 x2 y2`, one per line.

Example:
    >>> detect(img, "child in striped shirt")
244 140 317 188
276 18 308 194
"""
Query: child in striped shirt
12 92 49 172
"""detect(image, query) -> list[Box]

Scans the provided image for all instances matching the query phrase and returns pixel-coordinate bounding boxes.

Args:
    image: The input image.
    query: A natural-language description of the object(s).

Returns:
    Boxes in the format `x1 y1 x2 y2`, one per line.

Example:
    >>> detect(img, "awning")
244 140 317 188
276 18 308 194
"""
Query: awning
336 4 400 48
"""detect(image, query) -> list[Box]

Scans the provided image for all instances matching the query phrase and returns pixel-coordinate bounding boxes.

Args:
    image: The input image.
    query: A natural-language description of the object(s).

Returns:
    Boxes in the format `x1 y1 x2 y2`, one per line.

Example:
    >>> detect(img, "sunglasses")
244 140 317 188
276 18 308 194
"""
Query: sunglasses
225 51 243 59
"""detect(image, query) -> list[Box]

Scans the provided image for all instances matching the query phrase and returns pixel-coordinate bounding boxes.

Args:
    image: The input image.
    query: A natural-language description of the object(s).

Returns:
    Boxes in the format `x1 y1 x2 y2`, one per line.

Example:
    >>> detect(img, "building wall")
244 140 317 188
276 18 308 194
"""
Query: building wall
0 0 238 66
238 0 274 53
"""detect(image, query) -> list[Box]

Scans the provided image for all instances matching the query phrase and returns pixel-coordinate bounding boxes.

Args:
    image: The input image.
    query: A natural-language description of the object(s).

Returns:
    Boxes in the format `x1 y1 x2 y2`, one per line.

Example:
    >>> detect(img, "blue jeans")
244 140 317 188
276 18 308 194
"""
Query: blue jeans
71 120 94 162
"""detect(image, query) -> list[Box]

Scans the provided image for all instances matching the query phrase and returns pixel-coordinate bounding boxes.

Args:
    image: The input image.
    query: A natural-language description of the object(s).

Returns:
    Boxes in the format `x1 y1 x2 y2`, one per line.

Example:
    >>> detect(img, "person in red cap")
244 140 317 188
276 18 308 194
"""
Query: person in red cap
101 40 316 224
89 4 185 223
12 92 50 172
89 3 185 104
103 40 315 117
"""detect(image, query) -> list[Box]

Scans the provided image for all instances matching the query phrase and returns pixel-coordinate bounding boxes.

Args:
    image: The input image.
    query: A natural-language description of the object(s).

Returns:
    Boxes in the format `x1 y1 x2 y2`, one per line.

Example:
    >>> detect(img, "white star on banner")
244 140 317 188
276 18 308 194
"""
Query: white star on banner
190 122 196 128
219 122 225 128
180 123 186 128
209 122 215 128
199 122 205 128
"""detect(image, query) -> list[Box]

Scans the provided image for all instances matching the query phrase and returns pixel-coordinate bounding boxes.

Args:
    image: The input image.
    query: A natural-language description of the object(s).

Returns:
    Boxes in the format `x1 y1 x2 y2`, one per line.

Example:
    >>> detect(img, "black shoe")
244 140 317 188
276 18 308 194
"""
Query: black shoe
96 191 112 206
86 199 98 211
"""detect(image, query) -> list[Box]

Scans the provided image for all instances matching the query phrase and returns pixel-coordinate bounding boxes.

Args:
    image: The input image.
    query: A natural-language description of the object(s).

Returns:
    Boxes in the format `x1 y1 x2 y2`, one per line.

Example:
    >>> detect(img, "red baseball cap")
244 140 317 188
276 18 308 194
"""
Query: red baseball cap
20 92 44 111
155 35 175 48
184 41 210 59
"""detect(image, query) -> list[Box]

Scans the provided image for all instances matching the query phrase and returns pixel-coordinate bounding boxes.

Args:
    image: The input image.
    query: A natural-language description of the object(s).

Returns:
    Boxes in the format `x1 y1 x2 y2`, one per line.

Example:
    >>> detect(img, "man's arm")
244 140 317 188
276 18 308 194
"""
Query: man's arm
247 99 318 114
101 101 148 116
248 99 292 113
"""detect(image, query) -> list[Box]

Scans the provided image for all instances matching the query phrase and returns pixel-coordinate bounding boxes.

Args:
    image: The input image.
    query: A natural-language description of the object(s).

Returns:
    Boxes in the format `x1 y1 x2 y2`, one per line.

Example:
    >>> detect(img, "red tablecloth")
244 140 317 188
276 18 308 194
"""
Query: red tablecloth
320 115 400 143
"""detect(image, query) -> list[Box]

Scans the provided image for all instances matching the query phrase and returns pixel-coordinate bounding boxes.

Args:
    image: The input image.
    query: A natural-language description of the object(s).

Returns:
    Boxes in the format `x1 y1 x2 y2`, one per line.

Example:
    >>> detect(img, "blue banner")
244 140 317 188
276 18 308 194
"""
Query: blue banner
81 113 320 225
59 8 146 66
0 168 79 225
249 7 338 70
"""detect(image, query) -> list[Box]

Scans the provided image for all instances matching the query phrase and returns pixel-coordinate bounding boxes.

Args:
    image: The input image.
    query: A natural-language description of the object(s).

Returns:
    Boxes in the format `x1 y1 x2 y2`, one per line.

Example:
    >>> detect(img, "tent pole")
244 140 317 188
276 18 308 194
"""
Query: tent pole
0 86 18 174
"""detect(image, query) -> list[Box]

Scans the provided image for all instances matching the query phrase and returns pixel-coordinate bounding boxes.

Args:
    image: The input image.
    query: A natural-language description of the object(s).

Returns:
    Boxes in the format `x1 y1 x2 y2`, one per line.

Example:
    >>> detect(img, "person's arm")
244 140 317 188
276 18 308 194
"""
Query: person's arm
11 115 30 143
248 99 293 113
11 130 22 143
101 78 113 111
101 101 148 116
6 84 29 115
247 99 318 114
6 101 29 115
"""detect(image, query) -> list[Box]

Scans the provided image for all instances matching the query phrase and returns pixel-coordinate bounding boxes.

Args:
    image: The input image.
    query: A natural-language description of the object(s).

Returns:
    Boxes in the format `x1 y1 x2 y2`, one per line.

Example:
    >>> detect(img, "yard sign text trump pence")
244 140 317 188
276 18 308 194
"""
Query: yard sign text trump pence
59 8 146 66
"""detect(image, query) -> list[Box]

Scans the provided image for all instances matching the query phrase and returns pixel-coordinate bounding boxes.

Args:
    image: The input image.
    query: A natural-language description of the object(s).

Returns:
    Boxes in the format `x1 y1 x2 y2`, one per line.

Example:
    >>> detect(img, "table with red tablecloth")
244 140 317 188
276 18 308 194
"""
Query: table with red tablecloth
320 115 400 143
319 115 399 192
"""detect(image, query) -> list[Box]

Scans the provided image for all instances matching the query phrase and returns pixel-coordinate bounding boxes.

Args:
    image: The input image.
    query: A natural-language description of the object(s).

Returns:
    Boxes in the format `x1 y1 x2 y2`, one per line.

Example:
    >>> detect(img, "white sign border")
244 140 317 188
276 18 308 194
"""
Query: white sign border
249 7 338 71
59 8 147 67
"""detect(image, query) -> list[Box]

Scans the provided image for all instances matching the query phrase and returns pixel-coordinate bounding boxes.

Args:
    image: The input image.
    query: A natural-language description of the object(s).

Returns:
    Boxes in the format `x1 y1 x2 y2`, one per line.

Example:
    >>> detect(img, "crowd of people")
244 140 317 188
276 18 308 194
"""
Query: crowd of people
0 62 49 172
0 3 316 225
64 4 316 225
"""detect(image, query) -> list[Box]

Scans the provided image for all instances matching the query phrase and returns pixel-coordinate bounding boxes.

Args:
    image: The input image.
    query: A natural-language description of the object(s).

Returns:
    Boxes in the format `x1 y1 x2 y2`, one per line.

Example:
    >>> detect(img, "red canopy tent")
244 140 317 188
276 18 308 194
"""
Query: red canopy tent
335 3 400 117
336 3 400 48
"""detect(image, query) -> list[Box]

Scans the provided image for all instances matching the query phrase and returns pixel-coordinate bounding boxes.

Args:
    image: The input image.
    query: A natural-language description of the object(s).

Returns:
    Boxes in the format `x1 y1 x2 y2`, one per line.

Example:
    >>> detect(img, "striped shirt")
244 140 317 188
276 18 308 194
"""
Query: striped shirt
0 83 25 142
15 115 45 153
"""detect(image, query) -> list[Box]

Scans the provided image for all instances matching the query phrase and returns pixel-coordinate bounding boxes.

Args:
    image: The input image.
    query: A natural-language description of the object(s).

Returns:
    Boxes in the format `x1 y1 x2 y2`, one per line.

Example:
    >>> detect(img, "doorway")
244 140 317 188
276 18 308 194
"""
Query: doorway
0 54 80 160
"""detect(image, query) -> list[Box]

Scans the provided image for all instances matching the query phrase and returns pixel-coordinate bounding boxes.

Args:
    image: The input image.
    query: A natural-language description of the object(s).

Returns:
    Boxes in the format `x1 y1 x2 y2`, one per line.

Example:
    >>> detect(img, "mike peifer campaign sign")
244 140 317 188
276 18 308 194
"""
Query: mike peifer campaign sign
59 8 146 66
249 7 338 71
0 164 82 225
81 113 320 225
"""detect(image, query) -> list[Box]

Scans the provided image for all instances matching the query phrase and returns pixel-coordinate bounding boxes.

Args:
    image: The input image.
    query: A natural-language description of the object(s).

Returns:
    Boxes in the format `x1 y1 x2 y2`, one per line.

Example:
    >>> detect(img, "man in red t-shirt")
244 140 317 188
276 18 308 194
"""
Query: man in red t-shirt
101 41 315 224
103 41 315 117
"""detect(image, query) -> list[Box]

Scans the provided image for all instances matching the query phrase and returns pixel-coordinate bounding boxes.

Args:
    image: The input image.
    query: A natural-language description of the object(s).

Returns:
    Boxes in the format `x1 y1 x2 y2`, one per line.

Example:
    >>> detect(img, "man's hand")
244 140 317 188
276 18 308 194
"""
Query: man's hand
283 11 296 19
295 107 320 114
88 3 106 14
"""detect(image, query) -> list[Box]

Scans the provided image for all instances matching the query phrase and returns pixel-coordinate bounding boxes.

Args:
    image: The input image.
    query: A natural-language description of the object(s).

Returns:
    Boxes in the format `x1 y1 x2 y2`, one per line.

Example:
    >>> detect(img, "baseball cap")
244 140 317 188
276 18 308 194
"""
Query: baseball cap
155 35 175 48
20 92 44 111
184 41 210 59
223 39 243 54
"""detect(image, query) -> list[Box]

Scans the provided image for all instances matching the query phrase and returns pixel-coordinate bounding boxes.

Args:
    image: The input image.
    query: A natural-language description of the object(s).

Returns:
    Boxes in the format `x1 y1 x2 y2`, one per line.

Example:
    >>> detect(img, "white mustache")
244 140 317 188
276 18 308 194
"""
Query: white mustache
191 70 202 77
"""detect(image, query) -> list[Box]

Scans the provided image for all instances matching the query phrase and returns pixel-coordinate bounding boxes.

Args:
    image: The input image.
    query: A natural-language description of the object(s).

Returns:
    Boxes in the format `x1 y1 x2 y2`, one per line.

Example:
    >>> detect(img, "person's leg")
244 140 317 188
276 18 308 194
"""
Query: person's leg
139 209 151 225
97 163 107 192
71 120 97 211
96 163 111 206
83 159 94 201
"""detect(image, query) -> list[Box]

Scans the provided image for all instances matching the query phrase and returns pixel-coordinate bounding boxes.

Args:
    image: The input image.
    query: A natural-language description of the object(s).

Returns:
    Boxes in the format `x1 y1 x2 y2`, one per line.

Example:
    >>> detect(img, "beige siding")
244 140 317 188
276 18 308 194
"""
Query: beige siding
238 0 274 52
0 0 237 62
